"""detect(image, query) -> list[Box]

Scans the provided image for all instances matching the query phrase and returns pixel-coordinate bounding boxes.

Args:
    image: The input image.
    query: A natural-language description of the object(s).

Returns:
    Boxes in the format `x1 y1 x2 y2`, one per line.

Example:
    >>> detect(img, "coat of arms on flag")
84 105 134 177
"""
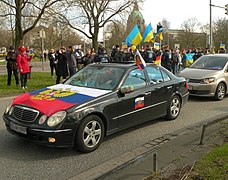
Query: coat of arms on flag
135 97 145 109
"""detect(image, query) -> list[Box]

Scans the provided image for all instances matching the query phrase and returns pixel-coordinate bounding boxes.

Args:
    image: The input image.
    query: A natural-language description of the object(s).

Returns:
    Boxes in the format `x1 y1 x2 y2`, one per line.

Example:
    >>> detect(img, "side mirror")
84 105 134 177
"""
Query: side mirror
119 85 134 94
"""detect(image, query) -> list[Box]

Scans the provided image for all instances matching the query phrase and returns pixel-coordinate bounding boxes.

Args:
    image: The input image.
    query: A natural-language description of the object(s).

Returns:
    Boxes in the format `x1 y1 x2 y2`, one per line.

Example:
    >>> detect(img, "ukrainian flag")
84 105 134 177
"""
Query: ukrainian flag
142 23 154 42
126 25 142 47
156 27 163 41
186 53 195 67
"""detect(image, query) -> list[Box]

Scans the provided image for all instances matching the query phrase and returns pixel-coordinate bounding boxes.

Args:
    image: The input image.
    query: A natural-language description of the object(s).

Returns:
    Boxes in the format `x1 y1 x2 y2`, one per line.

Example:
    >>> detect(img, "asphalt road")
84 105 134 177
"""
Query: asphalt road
0 95 227 179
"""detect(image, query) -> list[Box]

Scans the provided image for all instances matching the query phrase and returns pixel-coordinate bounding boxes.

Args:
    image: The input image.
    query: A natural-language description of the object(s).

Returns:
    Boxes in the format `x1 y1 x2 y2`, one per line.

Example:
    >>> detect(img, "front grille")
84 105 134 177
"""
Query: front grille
12 106 39 123
189 90 210 95
189 79 201 83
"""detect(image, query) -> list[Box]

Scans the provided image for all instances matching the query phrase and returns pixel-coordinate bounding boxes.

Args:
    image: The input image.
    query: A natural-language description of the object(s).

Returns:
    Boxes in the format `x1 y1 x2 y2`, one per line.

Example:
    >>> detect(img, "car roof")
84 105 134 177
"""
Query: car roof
89 62 159 69
205 54 228 58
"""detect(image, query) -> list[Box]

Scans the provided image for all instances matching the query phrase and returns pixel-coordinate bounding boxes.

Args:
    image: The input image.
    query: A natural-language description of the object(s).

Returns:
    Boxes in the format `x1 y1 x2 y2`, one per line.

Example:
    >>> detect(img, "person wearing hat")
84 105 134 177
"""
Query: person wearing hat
17 46 33 89
6 46 19 86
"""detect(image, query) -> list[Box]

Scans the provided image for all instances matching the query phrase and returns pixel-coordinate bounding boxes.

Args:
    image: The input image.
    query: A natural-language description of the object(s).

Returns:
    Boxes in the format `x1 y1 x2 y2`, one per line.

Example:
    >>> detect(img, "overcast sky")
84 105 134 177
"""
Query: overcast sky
142 0 228 29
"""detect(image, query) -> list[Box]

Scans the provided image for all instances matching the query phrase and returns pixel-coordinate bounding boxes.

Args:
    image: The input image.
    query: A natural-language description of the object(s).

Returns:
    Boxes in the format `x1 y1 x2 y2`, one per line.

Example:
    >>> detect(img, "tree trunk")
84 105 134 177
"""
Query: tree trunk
92 20 99 51
15 0 23 48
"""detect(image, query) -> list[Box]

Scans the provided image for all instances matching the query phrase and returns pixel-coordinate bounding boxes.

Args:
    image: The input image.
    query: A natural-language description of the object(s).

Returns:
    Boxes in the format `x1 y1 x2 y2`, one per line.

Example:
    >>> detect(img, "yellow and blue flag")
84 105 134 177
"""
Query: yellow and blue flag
186 53 195 67
142 23 154 42
156 27 163 40
126 25 142 47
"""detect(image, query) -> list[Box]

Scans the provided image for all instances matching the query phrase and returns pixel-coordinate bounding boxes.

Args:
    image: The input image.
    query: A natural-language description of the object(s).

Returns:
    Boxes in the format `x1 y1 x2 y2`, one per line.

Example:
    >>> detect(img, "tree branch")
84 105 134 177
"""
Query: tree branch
1 0 16 9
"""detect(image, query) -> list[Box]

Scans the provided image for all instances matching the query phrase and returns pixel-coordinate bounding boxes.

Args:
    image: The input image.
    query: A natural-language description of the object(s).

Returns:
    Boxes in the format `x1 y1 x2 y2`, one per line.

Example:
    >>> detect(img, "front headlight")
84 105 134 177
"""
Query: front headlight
201 77 215 84
47 111 67 127
5 101 13 114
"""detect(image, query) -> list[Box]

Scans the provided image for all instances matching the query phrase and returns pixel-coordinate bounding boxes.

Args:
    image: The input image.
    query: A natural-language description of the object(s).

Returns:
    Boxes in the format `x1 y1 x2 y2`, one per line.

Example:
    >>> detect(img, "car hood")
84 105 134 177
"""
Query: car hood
179 68 219 79
12 84 111 116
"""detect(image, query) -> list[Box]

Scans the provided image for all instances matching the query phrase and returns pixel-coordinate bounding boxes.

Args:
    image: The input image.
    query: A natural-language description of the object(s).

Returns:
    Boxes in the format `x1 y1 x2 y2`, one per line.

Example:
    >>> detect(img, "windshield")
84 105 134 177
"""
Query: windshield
190 56 228 70
65 65 126 90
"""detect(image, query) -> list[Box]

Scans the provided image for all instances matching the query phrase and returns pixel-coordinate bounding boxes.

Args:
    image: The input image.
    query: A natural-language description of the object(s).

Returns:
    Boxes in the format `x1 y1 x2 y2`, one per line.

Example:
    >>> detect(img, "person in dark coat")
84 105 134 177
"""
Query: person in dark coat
55 47 68 84
161 45 172 71
6 46 19 86
93 47 111 63
66 46 77 77
48 48 57 78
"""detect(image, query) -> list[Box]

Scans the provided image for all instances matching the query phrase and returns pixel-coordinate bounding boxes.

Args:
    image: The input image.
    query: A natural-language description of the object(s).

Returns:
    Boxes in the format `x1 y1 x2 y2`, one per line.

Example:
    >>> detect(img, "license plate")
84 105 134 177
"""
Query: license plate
10 122 27 135
188 85 193 90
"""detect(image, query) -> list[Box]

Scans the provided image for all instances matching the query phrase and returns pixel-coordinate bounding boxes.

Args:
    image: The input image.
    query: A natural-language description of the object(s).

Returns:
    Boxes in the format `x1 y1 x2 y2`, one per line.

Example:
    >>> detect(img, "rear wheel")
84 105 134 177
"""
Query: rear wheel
74 115 104 153
166 95 181 120
214 83 226 101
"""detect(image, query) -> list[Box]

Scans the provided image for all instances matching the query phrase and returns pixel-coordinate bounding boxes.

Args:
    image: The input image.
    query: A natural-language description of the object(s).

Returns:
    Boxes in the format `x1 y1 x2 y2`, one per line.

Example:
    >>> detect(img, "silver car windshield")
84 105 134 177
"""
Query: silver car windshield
65 65 125 90
190 56 228 70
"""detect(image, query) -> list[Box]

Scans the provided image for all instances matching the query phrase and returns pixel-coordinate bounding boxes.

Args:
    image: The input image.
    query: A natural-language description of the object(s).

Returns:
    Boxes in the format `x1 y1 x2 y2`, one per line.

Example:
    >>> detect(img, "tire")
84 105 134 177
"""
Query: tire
166 95 181 120
74 115 104 153
214 83 226 101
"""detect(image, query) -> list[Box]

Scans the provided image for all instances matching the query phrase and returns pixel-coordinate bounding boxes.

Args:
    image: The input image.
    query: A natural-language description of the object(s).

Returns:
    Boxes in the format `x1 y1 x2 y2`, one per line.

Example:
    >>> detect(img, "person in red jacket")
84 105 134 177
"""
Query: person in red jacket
17 46 33 89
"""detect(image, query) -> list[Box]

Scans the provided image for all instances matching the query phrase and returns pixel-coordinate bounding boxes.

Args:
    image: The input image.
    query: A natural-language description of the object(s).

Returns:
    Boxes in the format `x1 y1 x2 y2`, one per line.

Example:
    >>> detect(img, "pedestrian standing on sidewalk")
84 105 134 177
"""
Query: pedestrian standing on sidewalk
26 46 33 79
17 46 33 89
66 46 77 77
48 48 57 78
55 47 68 84
6 46 19 87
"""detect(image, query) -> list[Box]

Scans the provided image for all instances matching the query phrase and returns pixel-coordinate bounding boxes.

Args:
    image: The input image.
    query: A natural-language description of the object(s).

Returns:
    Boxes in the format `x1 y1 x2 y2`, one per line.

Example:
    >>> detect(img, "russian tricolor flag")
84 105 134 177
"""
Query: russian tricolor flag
12 84 111 116
136 49 146 70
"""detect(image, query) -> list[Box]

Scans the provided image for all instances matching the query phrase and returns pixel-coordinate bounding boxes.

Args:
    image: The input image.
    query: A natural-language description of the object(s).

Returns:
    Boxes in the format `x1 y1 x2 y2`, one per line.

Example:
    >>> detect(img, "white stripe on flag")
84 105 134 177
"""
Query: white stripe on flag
48 84 111 97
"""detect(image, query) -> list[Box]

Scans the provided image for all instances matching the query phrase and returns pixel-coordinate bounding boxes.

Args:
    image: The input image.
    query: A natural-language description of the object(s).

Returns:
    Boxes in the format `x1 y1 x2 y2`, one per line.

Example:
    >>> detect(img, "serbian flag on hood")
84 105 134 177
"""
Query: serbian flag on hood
12 84 111 116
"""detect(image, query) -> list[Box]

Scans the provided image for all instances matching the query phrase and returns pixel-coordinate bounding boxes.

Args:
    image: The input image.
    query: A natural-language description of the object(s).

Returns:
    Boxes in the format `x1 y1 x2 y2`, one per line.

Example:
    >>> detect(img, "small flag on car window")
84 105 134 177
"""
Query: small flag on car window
135 49 146 70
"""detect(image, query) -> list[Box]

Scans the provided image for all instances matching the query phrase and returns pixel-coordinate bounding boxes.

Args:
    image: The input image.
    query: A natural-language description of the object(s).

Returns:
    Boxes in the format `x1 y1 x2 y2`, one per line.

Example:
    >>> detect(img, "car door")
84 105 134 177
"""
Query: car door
145 66 173 119
115 68 153 128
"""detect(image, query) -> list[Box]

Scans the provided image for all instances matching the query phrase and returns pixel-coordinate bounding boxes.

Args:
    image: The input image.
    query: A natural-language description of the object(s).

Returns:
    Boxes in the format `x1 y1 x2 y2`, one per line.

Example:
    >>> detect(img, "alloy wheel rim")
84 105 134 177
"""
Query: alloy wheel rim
83 120 102 148
171 98 180 117
217 85 225 99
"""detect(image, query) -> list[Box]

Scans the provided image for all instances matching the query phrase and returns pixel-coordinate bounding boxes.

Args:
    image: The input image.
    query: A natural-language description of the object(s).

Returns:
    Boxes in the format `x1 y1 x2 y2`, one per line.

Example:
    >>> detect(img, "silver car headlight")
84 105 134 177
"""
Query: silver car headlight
5 101 13 114
201 77 215 84
47 111 67 127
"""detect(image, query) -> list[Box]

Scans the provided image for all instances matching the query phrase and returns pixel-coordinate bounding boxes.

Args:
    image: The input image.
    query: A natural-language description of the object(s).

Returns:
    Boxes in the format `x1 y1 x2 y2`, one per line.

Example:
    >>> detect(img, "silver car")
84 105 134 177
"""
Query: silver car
179 54 228 100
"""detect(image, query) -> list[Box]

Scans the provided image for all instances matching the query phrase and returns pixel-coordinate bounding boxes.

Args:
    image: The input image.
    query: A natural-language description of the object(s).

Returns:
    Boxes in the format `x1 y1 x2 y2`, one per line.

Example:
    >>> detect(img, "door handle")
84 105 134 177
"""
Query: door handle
144 92 151 96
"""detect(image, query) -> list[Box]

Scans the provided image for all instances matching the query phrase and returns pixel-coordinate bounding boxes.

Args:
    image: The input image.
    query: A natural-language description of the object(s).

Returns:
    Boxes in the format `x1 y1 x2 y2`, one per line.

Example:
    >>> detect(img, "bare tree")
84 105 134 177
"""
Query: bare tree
213 18 228 51
0 0 64 48
58 0 136 50
180 18 203 48
106 20 126 48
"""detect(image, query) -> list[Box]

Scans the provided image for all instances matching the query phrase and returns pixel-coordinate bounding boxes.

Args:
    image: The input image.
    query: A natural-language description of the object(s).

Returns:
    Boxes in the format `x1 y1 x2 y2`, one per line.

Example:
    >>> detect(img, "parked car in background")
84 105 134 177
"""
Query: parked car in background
3 62 189 153
179 54 228 100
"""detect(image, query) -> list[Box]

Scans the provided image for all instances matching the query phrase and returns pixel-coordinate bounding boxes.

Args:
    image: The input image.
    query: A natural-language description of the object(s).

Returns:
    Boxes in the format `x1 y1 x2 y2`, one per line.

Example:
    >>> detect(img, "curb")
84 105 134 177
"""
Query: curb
69 113 228 180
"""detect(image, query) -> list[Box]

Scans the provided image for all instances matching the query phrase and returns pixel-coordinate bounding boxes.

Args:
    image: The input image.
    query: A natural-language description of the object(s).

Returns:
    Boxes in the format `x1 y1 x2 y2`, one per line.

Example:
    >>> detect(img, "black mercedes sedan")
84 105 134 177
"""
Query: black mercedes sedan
3 63 189 153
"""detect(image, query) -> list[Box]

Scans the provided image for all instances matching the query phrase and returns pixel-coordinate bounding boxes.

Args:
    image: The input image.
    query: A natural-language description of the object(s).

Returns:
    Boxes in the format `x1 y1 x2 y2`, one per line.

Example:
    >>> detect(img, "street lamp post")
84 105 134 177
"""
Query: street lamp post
209 0 213 52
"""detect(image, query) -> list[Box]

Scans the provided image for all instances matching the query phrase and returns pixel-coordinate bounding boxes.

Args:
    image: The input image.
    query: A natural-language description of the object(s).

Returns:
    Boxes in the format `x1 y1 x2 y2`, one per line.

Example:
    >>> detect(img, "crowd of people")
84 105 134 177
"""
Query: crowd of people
5 43 226 89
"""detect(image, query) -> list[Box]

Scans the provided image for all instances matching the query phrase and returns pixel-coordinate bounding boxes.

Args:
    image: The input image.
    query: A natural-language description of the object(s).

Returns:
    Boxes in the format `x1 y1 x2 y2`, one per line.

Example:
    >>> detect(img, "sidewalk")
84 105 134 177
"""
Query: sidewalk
69 113 228 180
0 61 50 75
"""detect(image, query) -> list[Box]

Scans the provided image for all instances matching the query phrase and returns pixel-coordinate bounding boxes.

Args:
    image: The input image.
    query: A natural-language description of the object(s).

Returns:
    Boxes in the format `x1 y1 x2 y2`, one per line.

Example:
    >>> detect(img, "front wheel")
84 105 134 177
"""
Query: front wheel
214 83 226 101
166 95 181 120
74 115 104 153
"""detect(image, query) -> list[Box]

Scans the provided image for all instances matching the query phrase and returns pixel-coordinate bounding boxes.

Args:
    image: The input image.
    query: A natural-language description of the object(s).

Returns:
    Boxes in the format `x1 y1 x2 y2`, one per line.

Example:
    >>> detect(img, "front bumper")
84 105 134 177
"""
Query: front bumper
3 115 77 148
188 83 217 97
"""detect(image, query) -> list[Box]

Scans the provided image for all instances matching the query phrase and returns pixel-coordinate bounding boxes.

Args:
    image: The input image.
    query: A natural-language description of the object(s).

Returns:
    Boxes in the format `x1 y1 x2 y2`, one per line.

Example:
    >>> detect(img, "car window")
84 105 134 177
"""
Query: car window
146 66 164 84
190 56 228 70
123 69 146 89
161 69 171 82
65 65 125 90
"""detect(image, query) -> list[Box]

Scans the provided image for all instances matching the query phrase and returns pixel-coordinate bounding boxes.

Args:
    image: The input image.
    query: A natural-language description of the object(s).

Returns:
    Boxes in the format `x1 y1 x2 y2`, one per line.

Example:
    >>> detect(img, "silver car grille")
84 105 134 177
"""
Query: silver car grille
12 106 39 123
189 79 201 83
